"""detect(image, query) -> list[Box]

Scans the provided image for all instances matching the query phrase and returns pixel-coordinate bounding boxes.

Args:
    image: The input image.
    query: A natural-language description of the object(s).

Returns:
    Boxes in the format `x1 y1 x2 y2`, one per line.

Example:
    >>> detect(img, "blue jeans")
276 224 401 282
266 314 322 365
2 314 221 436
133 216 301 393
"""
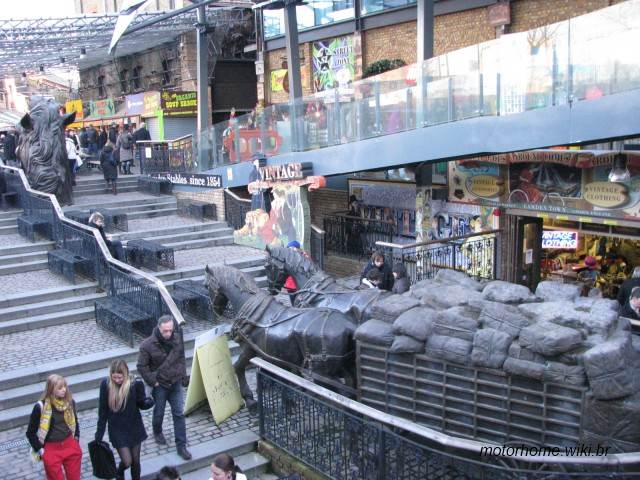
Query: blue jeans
152 382 187 447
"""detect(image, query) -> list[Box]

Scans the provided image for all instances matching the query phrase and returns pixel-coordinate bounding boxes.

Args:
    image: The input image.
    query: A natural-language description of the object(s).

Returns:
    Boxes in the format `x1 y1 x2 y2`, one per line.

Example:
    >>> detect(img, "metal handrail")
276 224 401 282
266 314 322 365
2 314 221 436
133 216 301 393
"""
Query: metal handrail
136 134 193 145
310 223 325 234
0 162 186 325
252 357 640 467
376 228 502 250
224 188 251 204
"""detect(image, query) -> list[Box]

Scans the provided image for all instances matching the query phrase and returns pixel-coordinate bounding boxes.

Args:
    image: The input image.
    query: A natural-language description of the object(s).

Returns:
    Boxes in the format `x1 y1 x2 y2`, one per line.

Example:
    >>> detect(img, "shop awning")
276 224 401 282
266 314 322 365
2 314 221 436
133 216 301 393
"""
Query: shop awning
462 149 640 169
82 105 130 126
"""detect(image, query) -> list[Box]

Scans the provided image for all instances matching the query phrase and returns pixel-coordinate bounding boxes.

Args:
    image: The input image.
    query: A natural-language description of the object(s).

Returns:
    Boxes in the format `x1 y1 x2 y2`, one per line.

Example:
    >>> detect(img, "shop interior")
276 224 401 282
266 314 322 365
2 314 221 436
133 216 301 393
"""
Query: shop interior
541 218 640 298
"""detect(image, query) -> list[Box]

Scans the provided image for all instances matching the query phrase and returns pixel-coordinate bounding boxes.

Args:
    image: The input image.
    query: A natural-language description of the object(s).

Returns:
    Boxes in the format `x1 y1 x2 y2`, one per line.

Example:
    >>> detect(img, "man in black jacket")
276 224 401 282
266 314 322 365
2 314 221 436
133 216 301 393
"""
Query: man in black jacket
617 267 640 319
137 315 192 460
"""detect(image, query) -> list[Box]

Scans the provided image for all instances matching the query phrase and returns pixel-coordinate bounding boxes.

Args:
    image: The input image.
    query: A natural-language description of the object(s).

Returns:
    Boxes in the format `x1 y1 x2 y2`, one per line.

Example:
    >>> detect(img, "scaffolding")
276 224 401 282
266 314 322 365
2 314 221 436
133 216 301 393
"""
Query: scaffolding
0 2 253 77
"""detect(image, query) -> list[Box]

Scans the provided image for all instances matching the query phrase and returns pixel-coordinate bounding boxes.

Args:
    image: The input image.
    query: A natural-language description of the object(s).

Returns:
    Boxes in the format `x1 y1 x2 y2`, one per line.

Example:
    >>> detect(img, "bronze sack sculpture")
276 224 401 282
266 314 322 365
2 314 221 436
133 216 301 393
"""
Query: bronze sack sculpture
16 97 76 205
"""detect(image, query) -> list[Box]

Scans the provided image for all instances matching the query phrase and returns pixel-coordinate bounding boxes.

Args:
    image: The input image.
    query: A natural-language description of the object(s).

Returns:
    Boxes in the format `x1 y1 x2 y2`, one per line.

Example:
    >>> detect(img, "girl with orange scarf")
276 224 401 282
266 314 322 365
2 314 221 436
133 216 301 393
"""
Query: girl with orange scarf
26 374 82 480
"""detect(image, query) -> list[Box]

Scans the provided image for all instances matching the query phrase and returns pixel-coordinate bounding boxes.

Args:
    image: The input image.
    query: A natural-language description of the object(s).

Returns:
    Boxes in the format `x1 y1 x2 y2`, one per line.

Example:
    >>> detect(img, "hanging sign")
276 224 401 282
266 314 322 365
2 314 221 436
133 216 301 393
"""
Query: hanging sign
270 69 288 93
143 91 161 115
125 93 145 115
65 99 84 121
542 230 579 249
161 90 197 117
90 99 115 118
258 162 312 182
583 182 629 208
312 36 355 93
151 172 222 188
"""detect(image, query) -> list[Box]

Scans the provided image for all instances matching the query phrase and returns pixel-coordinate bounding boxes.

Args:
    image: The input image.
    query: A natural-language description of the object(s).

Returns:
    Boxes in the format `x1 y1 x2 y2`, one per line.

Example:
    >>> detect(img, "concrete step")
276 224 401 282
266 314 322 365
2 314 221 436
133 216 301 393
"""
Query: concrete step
0 250 48 267
0 217 19 227
141 431 265 480
116 221 228 242
165 235 235 251
0 281 98 309
0 209 21 220
74 177 139 188
0 292 106 322
146 227 233 245
177 449 270 480
0 240 54 258
155 260 265 284
73 181 140 193
0 224 18 235
0 259 47 275
126 207 177 220
0 332 237 430
75 185 140 196
0 305 94 335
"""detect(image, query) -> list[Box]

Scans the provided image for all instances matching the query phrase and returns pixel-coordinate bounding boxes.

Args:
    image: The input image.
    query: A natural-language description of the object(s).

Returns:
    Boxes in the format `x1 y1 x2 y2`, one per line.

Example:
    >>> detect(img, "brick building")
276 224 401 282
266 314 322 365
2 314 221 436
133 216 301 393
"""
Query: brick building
259 0 627 105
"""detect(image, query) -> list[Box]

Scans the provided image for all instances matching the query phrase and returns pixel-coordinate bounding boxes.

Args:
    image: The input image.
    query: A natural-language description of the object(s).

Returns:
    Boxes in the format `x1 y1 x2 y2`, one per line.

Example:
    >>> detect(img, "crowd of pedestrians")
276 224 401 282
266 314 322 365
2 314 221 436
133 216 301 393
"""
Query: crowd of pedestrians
25 315 199 480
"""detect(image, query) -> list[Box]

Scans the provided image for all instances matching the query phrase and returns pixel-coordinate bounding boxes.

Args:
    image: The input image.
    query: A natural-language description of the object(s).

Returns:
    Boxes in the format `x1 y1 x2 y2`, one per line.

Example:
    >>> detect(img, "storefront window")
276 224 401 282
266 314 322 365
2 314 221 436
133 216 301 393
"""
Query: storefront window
263 1 355 39
360 0 416 16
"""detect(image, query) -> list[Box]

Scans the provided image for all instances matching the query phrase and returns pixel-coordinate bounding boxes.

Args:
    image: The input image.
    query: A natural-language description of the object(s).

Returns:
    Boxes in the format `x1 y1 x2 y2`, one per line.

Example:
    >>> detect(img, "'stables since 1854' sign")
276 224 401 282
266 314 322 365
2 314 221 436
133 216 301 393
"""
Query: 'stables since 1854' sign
151 172 222 188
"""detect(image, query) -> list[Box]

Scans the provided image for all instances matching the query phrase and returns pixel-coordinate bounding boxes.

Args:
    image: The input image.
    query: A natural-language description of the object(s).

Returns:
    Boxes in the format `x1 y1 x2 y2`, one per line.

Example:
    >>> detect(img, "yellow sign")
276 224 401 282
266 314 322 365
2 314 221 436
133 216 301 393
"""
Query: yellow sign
583 181 629 208
270 69 288 93
184 327 244 423
467 175 504 198
65 99 84 121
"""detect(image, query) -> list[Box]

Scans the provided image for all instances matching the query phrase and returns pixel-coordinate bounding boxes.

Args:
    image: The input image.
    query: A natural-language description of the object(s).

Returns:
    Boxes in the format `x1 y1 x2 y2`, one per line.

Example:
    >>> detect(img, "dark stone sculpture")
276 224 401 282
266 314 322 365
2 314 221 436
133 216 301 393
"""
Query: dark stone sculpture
205 264 356 411
16 97 75 205
265 245 388 324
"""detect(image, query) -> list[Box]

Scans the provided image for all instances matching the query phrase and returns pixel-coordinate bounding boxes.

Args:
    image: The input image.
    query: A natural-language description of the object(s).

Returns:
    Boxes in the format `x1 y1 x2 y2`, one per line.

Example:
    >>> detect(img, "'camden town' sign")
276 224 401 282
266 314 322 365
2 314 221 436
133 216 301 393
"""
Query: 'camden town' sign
258 162 312 182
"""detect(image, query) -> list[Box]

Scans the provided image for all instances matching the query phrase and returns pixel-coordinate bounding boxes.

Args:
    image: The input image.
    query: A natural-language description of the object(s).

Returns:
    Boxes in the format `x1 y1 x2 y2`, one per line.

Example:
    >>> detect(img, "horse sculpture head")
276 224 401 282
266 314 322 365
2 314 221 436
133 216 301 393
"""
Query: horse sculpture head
16 97 76 205
205 264 261 316
264 244 319 295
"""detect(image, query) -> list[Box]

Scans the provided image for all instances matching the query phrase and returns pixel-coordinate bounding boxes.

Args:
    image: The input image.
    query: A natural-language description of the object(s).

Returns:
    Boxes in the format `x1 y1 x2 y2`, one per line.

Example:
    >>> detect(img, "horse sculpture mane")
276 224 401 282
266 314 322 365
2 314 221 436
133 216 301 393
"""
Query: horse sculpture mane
16 97 75 205
205 263 261 295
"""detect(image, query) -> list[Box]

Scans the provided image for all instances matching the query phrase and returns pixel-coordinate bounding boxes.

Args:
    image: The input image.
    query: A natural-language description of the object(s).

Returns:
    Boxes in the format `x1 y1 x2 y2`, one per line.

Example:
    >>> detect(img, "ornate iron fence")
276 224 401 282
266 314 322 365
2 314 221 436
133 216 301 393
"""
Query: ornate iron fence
377 230 499 284
224 189 251 231
0 162 186 328
310 224 325 270
254 358 640 480
324 214 395 259
139 135 195 175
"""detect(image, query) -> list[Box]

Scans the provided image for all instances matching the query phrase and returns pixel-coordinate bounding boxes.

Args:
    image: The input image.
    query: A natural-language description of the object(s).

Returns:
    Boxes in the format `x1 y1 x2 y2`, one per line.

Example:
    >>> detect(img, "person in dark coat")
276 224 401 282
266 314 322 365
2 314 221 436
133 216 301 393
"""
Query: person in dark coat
360 251 394 291
78 128 88 150
89 212 125 261
95 359 150 480
618 267 640 319
99 141 118 195
2 130 17 161
97 126 108 152
108 123 118 144
137 315 191 461
132 122 151 142
87 126 98 156
391 263 410 294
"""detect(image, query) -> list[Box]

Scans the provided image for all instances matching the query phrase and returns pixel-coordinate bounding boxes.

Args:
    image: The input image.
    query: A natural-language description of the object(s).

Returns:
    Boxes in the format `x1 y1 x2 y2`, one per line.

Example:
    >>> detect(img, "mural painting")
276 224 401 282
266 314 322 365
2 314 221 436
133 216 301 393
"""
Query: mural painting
234 162 326 250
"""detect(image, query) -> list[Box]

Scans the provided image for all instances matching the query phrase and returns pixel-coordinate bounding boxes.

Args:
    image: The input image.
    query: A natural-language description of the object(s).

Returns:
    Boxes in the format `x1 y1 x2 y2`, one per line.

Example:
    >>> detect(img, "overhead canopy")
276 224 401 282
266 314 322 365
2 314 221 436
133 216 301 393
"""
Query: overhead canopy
0 110 23 130
0 1 253 78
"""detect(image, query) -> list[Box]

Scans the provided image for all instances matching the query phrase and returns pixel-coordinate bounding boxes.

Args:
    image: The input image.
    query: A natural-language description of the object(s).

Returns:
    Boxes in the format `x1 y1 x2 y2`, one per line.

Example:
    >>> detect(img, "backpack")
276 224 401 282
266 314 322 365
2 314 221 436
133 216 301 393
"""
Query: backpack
121 133 132 150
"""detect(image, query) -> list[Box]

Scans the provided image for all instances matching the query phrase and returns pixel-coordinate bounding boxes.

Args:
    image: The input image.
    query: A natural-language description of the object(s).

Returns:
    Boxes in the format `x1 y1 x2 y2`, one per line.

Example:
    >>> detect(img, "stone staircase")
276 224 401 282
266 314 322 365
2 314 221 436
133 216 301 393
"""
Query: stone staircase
0 179 278 479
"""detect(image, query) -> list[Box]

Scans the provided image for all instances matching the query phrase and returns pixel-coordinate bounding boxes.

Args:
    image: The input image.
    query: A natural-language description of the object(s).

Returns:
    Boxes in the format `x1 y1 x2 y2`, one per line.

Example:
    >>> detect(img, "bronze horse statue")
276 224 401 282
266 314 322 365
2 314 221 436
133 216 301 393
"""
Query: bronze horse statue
205 264 356 410
16 97 76 205
265 245 388 324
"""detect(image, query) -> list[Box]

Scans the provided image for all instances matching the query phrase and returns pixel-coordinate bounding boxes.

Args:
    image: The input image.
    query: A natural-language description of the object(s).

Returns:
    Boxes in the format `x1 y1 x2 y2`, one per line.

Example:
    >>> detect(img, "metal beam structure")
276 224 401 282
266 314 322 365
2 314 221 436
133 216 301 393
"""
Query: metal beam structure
0 3 251 77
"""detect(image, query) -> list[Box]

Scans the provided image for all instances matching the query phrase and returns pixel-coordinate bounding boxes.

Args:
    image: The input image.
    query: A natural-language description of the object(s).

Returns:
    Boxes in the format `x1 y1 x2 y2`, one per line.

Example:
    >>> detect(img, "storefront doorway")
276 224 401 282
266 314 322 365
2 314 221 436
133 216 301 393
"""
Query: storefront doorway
514 216 543 291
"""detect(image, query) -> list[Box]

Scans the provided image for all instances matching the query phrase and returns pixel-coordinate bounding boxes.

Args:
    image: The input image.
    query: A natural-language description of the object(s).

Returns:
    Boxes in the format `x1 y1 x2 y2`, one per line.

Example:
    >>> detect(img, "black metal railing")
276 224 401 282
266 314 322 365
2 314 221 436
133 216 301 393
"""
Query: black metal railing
139 135 195 175
377 230 500 283
254 358 640 480
0 162 185 327
310 224 325 270
223 189 251 231
324 213 395 259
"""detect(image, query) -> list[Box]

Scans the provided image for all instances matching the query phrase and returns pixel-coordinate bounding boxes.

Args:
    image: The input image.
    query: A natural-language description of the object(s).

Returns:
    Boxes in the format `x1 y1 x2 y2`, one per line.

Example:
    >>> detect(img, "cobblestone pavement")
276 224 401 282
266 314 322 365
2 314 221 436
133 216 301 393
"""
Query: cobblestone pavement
0 269 70 298
0 233 30 248
174 245 265 269
1 316 219 373
0 379 259 480
72 190 166 206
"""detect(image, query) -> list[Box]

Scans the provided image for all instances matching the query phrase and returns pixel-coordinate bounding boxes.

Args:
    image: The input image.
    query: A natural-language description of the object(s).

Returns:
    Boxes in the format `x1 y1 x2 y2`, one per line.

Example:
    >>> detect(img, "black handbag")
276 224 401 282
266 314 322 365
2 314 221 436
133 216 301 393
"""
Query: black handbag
88 440 117 479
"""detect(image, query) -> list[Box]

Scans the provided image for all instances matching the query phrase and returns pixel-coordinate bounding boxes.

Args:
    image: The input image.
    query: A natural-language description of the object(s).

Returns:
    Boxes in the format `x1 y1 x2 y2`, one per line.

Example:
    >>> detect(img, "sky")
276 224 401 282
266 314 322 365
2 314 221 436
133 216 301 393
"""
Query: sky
1 0 76 19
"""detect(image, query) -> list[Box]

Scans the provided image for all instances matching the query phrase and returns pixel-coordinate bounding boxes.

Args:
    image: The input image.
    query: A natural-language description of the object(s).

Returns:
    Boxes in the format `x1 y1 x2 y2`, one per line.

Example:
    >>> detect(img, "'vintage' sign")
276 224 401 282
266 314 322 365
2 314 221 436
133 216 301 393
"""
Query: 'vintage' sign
542 230 579 249
258 162 312 182
583 182 629 208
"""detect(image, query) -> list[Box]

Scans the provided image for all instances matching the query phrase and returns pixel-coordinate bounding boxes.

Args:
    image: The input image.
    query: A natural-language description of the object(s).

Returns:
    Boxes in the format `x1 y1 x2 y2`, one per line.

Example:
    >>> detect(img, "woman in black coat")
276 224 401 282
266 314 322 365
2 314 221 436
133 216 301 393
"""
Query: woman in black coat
391 263 410 294
95 359 151 480
360 251 394 291
99 141 118 195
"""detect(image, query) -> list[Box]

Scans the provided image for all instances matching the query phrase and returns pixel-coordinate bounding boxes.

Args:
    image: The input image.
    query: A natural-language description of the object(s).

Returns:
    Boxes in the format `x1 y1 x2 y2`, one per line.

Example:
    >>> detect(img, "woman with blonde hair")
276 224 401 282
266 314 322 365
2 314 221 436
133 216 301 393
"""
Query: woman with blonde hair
26 374 82 480
95 359 152 480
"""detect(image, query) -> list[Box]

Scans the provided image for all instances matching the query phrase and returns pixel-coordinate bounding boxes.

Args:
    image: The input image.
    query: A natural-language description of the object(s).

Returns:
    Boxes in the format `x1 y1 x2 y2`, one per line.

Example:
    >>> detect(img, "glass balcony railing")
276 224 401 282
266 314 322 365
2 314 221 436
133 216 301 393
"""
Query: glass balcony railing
194 0 640 170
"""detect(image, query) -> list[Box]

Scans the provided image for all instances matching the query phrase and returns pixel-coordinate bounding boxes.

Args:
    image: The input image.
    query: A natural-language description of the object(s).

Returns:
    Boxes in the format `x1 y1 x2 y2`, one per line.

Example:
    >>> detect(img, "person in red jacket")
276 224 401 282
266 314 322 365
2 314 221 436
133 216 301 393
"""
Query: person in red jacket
284 240 309 305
